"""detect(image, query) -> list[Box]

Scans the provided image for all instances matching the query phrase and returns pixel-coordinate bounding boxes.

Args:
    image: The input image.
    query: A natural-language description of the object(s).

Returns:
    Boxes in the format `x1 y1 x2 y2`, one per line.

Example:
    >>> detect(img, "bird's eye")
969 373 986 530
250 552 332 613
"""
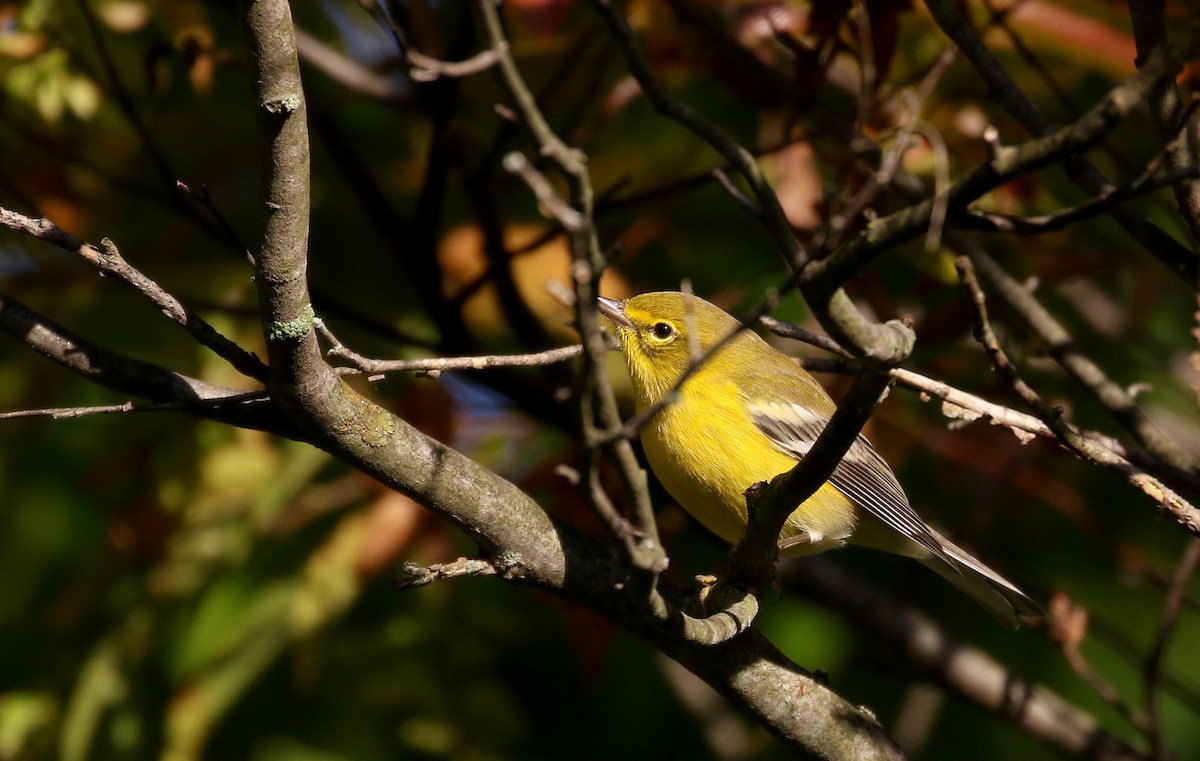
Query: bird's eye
652 322 674 340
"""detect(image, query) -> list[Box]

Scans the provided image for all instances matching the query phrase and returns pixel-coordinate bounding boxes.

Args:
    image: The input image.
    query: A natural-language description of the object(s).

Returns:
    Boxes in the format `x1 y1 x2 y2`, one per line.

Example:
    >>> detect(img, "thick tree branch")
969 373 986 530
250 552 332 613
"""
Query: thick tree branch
237 3 902 757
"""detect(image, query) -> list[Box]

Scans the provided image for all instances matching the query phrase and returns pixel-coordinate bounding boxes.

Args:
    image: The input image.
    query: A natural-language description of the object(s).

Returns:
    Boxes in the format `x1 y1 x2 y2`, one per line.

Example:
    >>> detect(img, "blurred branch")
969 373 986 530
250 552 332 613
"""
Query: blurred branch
69 0 230 246
175 181 256 266
784 558 1149 761
0 206 269 381
294 27 407 102
588 1 803 268
818 46 959 255
924 0 1200 284
969 247 1200 479
956 256 1200 536
1048 593 1153 738
502 153 585 231
1143 538 1200 760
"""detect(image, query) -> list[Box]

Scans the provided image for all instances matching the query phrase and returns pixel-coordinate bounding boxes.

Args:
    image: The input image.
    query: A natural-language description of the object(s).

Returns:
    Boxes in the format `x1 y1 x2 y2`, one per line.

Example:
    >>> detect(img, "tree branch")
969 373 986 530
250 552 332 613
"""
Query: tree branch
956 256 1200 536
0 206 268 382
0 291 294 436
235 5 907 755
924 0 1200 283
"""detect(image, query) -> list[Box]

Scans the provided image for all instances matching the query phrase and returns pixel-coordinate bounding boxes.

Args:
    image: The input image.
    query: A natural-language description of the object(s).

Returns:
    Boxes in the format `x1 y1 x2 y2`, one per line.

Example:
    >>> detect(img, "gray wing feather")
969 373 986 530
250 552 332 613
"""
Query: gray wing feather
748 401 953 566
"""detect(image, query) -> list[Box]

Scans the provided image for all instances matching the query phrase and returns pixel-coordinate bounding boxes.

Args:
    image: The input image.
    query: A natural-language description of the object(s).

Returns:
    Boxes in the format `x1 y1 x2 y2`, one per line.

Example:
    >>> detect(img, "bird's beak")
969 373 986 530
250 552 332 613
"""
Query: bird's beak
596 297 632 328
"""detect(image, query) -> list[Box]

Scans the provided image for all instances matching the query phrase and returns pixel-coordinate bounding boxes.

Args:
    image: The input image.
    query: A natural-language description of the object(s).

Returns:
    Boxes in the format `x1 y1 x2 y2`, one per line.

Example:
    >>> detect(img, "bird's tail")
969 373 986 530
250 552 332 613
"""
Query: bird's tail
920 530 1043 630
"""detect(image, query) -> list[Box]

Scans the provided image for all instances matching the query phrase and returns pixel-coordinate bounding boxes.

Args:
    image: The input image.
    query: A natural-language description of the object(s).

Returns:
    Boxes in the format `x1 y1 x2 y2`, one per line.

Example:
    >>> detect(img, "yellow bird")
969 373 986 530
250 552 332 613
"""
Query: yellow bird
598 291 1040 628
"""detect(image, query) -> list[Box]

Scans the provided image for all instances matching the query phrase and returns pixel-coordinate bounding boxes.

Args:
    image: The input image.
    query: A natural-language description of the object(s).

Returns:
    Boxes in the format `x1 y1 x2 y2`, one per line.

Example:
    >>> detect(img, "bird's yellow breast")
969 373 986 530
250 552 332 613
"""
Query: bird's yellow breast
638 373 858 553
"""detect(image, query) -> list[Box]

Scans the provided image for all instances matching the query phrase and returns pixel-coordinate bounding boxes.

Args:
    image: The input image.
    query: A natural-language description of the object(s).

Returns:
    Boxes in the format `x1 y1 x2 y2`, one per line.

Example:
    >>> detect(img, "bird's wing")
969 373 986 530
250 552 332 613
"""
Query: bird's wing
748 400 954 566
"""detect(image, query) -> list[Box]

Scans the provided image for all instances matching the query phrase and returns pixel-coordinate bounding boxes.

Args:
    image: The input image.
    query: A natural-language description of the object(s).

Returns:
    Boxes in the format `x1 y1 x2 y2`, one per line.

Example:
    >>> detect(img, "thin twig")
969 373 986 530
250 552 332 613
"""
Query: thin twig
963 154 1200 236
588 0 806 269
0 392 270 421
328 341 583 375
806 29 1200 296
502 152 585 231
175 181 255 266
1129 0 1200 244
407 48 498 82
852 0 876 134
763 315 1200 496
392 557 503 590
1046 593 1154 738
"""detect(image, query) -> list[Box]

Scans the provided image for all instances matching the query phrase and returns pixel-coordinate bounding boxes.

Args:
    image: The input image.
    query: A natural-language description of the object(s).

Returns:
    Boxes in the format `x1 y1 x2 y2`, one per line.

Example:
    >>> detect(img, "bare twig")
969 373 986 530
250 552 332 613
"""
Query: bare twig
1129 0 1200 243
817 46 958 255
327 341 583 375
852 0 876 134
70 0 228 244
407 48 498 82
1048 593 1153 737
763 315 1200 497
0 290 293 435
501 152 586 231
175 181 255 266
588 0 805 268
294 26 406 101
806 28 1200 296
392 557 503 590
964 165 1200 235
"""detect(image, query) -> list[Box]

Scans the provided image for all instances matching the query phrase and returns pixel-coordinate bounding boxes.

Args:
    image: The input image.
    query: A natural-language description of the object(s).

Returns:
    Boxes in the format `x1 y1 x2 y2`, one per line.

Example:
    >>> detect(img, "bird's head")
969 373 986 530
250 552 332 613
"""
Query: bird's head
597 292 744 403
